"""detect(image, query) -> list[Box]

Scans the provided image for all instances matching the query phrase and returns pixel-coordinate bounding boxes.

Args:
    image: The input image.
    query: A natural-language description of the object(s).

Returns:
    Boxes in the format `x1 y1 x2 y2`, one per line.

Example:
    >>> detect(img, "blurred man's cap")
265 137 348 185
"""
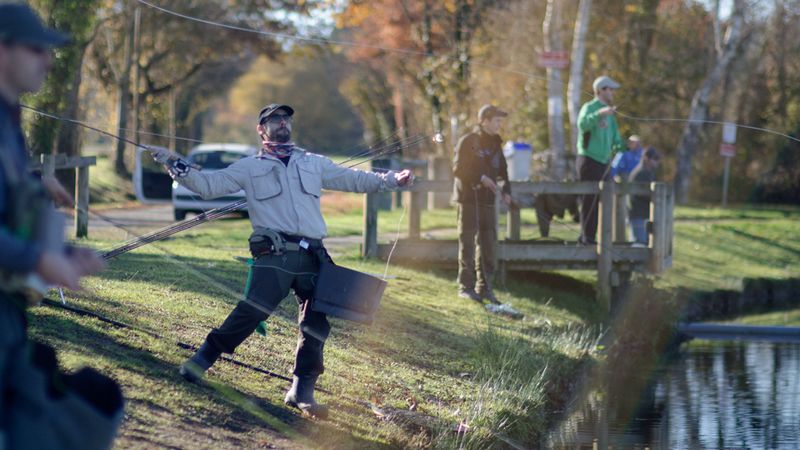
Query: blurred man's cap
478 104 508 121
628 135 641 142
257 104 294 124
0 3 70 48
593 76 621 92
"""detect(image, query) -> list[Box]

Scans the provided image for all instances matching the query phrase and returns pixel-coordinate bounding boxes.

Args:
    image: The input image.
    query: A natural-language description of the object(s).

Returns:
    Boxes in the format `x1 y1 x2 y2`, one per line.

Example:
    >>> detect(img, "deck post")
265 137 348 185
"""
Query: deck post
40 154 56 177
649 182 667 273
614 181 628 243
363 192 378 257
597 181 614 310
75 165 90 238
409 190 423 240
507 203 521 240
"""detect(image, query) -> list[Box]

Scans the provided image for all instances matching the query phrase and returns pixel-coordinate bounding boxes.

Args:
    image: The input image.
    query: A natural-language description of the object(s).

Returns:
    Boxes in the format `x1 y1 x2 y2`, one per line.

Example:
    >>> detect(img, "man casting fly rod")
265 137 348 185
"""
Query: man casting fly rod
150 104 414 419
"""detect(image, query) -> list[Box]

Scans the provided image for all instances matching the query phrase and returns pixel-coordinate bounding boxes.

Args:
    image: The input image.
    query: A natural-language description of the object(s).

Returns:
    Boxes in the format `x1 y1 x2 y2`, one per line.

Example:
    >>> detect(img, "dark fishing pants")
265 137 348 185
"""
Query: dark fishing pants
577 155 610 243
204 249 330 377
457 201 497 295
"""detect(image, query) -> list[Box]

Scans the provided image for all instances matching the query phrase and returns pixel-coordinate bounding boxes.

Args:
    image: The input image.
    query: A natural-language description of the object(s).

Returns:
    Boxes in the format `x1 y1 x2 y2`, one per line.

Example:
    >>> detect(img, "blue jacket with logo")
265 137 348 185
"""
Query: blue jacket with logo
610 146 643 178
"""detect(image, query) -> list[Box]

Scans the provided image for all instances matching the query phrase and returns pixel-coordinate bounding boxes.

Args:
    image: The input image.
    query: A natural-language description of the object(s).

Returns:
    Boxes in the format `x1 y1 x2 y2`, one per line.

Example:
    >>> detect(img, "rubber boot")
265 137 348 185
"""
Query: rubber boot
179 342 220 384
284 375 329 419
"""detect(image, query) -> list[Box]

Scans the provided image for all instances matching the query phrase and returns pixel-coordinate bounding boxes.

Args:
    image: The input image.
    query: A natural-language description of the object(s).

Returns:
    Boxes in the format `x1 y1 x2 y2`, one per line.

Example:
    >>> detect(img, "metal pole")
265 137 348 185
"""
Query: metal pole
721 155 731 207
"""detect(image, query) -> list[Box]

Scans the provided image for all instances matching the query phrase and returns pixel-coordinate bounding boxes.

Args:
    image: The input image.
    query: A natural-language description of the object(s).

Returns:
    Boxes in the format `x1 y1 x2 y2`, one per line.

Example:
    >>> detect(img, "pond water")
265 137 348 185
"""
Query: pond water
546 339 800 449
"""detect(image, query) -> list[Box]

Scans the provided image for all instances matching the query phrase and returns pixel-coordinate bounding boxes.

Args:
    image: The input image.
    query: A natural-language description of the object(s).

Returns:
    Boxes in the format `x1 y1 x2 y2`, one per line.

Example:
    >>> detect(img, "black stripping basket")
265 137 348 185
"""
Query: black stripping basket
312 263 387 325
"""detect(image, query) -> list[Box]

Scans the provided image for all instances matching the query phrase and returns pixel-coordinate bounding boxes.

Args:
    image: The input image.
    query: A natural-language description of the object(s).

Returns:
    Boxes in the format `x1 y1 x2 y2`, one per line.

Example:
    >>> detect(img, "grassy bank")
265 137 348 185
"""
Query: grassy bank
665 204 800 327
662 204 800 293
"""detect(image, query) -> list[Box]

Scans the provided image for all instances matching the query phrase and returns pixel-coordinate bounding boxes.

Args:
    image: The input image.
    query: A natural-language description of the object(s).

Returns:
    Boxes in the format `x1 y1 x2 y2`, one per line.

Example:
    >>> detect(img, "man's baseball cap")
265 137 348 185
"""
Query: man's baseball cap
257 103 294 124
478 104 508 121
628 134 641 142
592 75 621 91
0 3 70 48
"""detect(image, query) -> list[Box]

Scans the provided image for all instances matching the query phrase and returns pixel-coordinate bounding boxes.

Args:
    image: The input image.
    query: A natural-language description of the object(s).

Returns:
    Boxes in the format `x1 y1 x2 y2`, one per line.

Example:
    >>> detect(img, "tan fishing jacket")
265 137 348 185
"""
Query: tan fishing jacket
177 149 400 239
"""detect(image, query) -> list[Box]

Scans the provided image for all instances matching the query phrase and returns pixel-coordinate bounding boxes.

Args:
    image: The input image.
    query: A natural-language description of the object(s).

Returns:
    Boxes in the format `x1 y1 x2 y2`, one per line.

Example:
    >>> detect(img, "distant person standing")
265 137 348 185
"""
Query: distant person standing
629 148 661 246
453 104 512 304
609 135 644 241
576 76 625 245
610 135 643 179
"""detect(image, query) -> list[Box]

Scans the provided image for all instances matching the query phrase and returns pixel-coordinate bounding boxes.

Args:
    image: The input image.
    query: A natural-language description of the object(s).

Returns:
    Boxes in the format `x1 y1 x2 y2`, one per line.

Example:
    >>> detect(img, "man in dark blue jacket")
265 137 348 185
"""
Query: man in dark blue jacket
453 104 512 304
1 4 121 448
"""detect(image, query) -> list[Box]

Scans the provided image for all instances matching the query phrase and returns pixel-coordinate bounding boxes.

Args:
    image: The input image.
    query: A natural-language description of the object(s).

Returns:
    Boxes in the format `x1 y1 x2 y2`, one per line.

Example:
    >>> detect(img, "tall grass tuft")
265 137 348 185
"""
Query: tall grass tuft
430 321 598 449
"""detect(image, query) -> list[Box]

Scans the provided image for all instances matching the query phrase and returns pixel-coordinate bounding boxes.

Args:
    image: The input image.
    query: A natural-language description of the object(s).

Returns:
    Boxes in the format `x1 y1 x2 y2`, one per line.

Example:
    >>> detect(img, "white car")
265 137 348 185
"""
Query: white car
134 143 257 220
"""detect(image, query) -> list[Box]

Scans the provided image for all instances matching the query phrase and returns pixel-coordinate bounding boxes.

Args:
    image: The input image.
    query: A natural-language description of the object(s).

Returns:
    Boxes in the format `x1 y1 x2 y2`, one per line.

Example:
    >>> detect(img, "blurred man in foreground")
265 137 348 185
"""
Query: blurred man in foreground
1 4 123 449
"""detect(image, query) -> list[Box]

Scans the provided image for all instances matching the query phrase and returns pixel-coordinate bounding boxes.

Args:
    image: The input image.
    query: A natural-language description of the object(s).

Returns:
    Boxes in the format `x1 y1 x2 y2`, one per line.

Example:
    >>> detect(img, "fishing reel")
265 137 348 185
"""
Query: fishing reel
167 158 193 178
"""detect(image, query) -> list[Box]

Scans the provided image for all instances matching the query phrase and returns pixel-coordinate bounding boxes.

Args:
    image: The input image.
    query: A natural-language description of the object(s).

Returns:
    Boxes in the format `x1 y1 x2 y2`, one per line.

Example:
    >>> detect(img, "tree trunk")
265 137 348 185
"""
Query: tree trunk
673 0 746 204
452 0 471 140
114 9 136 175
422 1 445 157
131 6 142 146
56 47 88 158
543 0 567 180
54 49 88 195
567 0 592 174
168 87 177 152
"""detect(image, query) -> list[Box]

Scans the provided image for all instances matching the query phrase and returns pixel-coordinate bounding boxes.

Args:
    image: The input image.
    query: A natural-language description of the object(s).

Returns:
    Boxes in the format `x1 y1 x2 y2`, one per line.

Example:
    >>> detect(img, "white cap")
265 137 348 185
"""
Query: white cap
593 76 621 92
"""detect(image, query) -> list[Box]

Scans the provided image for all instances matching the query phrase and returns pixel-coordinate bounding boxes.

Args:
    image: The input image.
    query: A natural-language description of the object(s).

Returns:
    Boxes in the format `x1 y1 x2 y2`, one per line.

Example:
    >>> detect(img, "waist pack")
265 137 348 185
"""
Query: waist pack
248 228 322 257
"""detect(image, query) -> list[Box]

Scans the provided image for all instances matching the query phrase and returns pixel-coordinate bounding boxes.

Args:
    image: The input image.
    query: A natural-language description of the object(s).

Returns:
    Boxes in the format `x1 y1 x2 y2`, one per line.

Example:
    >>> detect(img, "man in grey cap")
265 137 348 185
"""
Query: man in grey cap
152 103 414 419
1 4 123 449
452 104 512 304
575 76 625 245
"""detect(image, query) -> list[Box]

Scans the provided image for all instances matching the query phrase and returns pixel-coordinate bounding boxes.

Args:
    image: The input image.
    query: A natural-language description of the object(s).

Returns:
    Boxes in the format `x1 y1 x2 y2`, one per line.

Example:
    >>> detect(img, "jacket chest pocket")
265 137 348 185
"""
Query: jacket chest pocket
297 166 321 198
251 166 282 200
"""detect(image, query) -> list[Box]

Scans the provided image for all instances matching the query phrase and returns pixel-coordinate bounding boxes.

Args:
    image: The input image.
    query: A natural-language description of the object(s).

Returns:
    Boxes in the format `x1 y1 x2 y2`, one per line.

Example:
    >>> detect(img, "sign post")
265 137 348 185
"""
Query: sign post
720 123 737 207
537 51 570 69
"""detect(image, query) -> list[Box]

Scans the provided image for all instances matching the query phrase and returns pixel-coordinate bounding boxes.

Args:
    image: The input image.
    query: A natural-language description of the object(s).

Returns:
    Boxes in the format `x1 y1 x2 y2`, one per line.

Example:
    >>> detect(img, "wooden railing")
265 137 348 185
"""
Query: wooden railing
363 179 675 307
29 154 97 238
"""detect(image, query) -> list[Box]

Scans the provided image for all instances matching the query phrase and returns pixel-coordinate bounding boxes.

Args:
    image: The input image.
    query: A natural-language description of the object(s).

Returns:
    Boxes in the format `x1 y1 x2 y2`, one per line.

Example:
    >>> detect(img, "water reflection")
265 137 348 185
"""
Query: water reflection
547 341 800 449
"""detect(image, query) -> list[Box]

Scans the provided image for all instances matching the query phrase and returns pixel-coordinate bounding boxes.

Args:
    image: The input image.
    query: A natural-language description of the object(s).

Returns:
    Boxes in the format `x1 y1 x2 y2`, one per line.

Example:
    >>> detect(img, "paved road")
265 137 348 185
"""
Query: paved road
79 203 366 254
87 203 175 229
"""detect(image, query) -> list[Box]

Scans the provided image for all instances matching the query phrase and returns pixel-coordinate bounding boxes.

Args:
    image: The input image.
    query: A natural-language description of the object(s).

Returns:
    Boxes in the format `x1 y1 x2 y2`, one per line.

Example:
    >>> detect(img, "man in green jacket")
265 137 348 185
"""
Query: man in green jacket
576 75 625 245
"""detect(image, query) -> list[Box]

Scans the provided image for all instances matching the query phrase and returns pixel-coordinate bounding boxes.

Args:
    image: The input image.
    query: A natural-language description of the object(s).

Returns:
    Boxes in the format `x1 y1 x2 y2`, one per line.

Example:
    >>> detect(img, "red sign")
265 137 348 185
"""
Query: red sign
538 51 570 69
719 143 736 157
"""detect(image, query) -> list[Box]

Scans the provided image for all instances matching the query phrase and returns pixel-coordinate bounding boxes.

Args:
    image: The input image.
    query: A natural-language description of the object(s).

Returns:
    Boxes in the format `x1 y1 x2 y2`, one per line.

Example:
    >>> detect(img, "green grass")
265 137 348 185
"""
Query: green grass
31 213 600 449
724 309 800 327
662 204 800 293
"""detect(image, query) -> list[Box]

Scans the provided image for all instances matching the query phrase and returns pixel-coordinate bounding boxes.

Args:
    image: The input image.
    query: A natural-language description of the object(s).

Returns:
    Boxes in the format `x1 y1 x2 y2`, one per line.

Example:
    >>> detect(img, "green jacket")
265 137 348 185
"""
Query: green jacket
576 98 624 164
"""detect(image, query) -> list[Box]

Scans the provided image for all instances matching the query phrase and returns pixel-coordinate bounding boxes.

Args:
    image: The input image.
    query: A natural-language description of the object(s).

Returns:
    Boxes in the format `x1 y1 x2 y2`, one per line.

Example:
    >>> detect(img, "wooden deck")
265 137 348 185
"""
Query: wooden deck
362 180 675 310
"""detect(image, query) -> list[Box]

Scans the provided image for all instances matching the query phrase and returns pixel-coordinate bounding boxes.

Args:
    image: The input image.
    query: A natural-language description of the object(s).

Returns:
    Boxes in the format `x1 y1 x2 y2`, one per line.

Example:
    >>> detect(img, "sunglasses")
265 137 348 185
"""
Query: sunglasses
262 114 293 125
2 40 48 55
